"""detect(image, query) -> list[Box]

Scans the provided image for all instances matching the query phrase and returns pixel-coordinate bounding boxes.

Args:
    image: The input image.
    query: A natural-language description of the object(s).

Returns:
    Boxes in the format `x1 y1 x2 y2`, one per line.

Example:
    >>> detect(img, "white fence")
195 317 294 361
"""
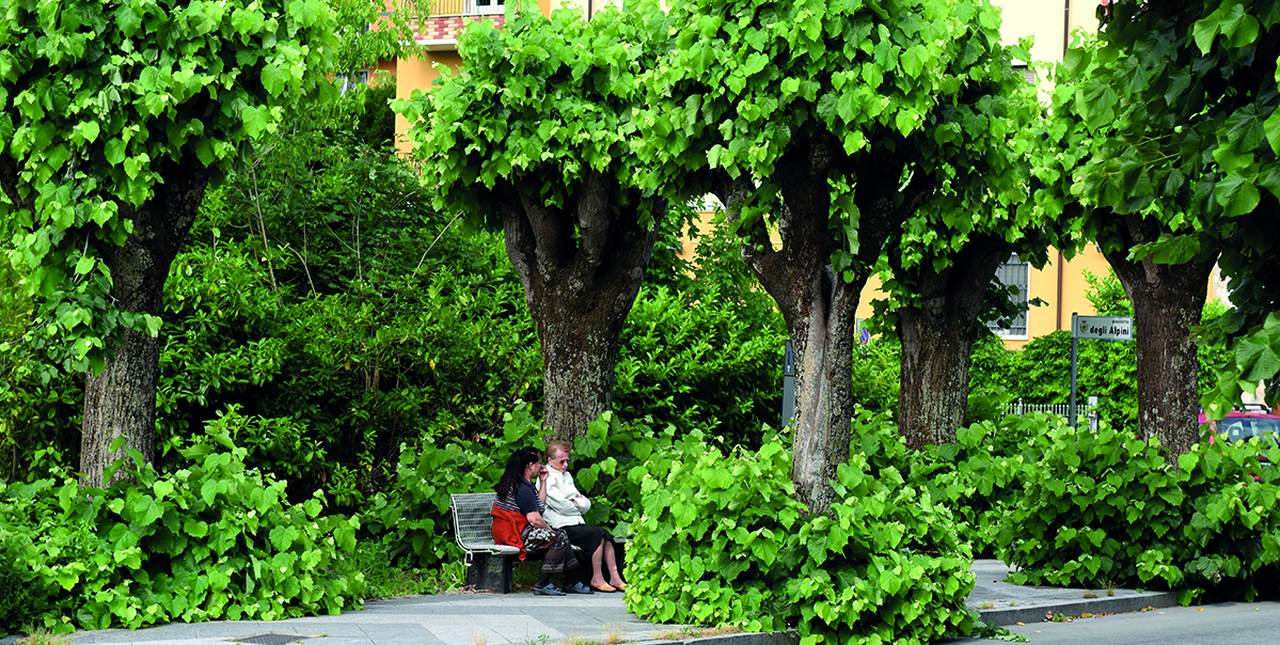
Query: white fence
1006 395 1099 432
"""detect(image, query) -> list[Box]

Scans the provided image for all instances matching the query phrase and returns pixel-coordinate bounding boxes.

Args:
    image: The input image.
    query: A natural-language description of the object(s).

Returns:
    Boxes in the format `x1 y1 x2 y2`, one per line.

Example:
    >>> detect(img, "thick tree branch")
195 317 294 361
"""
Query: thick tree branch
711 173 790 301
576 171 612 268
518 189 568 278
497 185 539 296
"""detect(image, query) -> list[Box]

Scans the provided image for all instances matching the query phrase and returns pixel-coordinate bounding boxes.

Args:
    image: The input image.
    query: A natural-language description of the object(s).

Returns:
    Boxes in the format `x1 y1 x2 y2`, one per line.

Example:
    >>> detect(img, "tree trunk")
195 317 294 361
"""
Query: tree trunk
499 175 660 440
897 237 1012 447
715 137 916 514
80 169 208 486
1101 217 1216 455
787 277 857 513
534 287 624 442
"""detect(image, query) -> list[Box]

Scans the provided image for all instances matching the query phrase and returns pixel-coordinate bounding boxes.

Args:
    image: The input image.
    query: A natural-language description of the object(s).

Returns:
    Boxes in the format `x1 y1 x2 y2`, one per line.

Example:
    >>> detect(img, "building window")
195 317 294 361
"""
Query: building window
470 0 503 15
1012 63 1036 85
988 253 1030 339
338 69 368 94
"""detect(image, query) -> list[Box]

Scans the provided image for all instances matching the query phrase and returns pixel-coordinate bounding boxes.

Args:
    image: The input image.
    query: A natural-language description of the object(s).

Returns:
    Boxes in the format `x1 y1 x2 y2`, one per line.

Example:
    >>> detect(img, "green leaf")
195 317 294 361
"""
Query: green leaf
153 480 174 498
104 139 126 166
1193 9 1223 53
1264 109 1280 156
184 518 209 538
1215 174 1261 217
73 121 100 144
241 105 273 139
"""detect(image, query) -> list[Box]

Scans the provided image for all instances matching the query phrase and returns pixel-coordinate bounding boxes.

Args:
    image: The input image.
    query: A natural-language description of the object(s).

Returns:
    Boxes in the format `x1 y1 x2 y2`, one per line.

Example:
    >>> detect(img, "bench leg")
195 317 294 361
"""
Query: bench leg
502 556 514 594
466 553 514 593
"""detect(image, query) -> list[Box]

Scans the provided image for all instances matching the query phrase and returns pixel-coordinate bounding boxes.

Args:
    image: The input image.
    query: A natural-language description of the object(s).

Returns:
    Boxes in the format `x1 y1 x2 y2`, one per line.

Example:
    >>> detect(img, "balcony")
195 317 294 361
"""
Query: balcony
428 0 504 16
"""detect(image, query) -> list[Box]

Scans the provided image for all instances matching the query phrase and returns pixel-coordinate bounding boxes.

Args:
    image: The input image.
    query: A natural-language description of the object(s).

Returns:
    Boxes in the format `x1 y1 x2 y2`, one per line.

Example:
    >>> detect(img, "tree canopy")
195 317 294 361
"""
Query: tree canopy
396 3 695 439
1042 0 1279 448
0 0 340 372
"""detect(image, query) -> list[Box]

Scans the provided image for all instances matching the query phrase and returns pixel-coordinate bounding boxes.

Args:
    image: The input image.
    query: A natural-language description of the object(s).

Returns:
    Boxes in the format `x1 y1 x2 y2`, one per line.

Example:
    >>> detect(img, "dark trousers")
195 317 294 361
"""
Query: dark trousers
562 524 605 585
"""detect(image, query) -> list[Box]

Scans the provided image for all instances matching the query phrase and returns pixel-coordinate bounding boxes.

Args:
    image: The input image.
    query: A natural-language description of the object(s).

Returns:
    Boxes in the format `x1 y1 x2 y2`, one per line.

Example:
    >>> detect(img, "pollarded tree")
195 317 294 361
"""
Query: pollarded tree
0 0 339 484
878 42 1059 448
397 4 688 440
642 0 1017 511
1049 0 1280 454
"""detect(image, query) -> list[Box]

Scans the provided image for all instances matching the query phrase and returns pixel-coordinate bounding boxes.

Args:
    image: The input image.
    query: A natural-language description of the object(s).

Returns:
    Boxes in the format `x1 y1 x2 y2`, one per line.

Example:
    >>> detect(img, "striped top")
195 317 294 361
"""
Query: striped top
495 480 542 515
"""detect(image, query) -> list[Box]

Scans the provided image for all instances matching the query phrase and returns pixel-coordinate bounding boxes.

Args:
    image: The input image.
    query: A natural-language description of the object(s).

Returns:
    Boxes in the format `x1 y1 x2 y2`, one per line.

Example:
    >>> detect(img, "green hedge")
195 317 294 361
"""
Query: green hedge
626 431 976 644
0 428 364 634
996 423 1280 602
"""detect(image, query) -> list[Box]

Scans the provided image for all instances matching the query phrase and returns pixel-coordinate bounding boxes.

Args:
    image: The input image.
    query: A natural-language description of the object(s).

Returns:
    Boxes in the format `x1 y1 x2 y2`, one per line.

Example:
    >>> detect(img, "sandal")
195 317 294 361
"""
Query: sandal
590 582 617 593
533 583 566 596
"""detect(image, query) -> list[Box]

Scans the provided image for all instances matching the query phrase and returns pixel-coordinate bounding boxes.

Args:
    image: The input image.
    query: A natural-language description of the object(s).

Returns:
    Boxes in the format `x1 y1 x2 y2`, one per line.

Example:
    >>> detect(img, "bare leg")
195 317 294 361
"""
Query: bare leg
590 542 607 587
604 541 625 585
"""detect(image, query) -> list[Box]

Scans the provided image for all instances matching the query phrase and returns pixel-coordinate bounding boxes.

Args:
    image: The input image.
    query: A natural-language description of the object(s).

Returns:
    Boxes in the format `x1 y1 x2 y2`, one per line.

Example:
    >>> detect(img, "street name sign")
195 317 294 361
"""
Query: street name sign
1074 315 1133 341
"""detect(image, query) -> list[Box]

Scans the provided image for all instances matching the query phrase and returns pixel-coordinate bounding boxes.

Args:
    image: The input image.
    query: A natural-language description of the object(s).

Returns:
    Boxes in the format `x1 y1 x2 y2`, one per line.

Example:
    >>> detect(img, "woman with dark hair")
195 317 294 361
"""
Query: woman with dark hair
491 447 583 596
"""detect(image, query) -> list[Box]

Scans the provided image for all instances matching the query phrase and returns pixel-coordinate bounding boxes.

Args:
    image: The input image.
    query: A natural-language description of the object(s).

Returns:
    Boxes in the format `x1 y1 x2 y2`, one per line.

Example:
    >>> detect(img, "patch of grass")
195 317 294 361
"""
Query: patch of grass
652 625 741 640
16 631 70 645
973 624 1028 643
1082 592 1099 599
599 624 625 644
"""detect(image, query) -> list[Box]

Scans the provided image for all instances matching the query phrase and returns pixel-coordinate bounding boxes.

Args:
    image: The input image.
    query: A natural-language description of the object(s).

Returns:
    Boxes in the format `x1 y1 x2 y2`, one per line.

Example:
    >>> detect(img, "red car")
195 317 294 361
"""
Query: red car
1199 411 1280 445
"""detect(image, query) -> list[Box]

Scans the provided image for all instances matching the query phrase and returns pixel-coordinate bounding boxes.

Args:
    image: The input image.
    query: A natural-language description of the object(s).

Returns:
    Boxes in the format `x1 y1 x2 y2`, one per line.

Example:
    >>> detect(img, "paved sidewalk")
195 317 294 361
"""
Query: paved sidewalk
56 592 672 645
3 560 1180 645
968 559 1178 626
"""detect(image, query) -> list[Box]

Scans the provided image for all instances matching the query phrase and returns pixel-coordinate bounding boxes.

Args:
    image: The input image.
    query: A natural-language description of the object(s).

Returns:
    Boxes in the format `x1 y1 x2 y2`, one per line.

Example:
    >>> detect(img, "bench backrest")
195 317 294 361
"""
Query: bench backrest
450 492 499 551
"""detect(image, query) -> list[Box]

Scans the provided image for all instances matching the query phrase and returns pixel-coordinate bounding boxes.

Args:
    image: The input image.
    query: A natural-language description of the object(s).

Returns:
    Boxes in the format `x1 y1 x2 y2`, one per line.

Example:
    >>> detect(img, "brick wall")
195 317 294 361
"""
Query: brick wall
418 14 506 42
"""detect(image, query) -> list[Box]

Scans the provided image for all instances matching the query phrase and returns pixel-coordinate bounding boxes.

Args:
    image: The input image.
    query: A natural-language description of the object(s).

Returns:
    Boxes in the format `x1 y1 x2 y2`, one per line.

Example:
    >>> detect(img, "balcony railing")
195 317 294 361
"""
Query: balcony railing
428 0 503 16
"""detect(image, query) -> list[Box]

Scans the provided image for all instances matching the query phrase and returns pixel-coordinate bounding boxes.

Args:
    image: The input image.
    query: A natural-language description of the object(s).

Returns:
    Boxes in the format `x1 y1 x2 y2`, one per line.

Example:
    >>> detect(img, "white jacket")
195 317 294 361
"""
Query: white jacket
542 468 591 528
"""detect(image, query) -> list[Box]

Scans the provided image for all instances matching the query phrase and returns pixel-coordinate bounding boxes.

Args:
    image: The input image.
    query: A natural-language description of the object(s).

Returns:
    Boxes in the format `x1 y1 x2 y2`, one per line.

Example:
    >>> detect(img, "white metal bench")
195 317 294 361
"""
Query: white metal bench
449 491 624 593
449 492 523 592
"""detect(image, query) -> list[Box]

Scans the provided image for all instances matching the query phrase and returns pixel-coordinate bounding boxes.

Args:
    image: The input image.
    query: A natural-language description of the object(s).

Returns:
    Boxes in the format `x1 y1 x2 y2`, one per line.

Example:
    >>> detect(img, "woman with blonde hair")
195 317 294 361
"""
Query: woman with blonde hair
543 439 626 592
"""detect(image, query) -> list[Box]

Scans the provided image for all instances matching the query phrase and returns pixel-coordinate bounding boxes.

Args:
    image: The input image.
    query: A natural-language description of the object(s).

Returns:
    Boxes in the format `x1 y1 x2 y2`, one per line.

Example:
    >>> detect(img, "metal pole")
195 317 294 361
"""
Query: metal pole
782 340 796 428
1069 313 1079 428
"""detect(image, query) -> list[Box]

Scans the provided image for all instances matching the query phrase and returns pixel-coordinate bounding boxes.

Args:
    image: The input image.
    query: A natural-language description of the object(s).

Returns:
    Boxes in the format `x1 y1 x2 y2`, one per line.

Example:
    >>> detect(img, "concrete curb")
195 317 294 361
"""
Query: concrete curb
977 590 1181 626
626 631 798 645
623 589 1182 644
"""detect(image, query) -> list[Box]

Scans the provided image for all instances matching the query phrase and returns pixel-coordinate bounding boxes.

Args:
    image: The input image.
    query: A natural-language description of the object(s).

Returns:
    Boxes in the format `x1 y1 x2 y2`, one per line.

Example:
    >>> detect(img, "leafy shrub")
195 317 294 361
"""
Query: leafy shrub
0 524 37 630
626 434 804 632
912 416 1043 556
616 285 784 441
849 338 902 416
627 433 976 644
0 261 81 481
996 422 1280 601
788 458 976 644
365 428 509 567
0 428 364 634
995 423 1183 589
1169 441 1280 600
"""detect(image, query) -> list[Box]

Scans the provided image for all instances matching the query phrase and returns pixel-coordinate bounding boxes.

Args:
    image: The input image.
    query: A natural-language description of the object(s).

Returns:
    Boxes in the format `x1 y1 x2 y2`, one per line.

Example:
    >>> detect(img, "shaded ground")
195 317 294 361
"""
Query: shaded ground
0 561 1204 645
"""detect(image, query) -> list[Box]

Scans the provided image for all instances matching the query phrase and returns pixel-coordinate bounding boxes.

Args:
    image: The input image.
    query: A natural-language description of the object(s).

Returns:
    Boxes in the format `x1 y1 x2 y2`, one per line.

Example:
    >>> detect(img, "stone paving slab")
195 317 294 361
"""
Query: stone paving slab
966 559 1179 626
1 561 1184 645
